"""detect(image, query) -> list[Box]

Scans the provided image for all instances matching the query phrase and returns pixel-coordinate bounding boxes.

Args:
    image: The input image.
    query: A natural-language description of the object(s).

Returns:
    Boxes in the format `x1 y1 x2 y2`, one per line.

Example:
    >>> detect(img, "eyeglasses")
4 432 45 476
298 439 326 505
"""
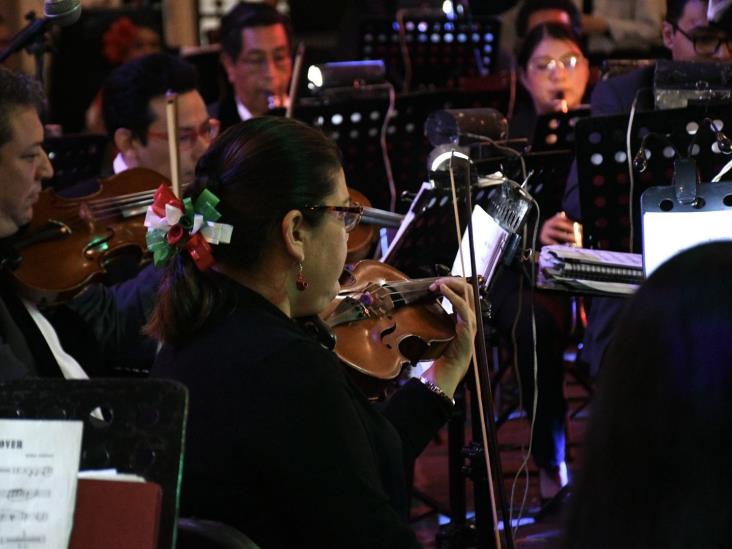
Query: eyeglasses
671 22 732 55
147 118 221 150
303 204 364 232
237 50 292 73
528 54 584 74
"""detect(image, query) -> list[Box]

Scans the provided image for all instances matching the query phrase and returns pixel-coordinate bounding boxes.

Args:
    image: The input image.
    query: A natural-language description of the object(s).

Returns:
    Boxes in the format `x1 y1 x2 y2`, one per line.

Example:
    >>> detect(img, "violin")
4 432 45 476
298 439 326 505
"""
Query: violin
346 188 377 263
9 167 168 303
346 188 404 264
319 260 463 399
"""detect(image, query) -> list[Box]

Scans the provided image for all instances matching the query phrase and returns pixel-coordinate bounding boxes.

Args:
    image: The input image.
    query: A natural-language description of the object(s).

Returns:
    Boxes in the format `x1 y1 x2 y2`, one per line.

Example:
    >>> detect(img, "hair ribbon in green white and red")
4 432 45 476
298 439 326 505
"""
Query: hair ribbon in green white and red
144 184 233 271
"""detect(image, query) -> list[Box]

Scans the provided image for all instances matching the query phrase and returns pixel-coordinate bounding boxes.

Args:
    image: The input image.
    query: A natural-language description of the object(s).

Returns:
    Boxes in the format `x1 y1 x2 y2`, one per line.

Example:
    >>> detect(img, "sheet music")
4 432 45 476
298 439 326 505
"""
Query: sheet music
537 245 643 296
382 182 432 262
443 205 509 313
0 420 83 548
643 210 732 275
543 245 643 269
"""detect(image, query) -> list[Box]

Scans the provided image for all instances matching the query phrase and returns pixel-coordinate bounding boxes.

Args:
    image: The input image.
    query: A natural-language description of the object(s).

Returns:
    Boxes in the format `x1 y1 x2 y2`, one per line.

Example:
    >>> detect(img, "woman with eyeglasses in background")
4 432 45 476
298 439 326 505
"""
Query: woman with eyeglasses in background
149 116 477 547
511 22 590 142
487 22 591 504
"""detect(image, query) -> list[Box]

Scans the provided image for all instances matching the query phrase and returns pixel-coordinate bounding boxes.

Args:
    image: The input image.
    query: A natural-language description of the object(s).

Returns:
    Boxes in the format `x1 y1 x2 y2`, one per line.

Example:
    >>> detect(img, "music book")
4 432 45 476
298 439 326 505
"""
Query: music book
69 478 162 549
537 245 644 296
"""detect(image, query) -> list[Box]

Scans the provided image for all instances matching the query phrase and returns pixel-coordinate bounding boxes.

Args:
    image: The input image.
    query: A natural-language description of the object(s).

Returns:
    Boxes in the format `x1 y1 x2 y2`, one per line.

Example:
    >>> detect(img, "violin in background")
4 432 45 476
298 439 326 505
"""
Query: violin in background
8 168 167 303
346 188 404 263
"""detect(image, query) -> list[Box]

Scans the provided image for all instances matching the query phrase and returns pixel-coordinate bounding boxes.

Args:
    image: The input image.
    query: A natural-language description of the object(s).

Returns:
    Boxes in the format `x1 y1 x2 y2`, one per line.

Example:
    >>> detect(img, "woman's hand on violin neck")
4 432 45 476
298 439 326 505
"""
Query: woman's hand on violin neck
426 277 477 398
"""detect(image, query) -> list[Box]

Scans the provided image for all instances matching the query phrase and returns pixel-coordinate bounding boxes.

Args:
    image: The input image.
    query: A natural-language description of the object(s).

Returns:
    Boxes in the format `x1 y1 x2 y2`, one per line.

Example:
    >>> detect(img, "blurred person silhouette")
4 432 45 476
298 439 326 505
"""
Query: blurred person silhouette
85 16 162 133
565 241 732 548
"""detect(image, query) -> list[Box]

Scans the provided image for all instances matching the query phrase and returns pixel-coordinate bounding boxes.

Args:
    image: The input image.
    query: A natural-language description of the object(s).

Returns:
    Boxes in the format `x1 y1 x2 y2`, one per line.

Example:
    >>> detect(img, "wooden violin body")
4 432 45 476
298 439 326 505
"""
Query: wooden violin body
10 167 168 303
320 261 456 391
346 188 378 263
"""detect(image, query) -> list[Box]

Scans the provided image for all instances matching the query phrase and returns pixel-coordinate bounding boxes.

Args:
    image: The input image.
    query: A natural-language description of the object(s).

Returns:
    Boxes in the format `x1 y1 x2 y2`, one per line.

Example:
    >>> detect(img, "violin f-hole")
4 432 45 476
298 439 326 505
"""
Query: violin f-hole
378 322 398 349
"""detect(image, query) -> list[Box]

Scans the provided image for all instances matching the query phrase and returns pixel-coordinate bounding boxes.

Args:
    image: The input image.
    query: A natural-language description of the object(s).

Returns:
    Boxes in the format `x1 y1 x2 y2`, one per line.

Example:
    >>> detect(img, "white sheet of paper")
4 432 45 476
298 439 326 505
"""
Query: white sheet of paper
442 205 509 314
643 210 732 276
0 419 83 548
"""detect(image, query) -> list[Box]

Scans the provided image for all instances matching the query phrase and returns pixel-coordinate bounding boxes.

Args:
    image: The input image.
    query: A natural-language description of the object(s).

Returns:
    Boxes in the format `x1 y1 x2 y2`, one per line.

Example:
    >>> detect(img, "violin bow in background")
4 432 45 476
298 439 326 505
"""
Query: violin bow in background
165 90 182 199
286 42 306 119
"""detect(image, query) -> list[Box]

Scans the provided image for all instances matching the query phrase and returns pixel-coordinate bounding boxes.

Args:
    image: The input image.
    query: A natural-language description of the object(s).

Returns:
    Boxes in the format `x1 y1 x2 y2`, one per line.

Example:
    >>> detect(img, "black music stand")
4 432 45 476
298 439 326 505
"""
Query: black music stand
358 15 501 90
472 148 575 228
383 181 524 280
531 108 590 153
574 104 732 252
641 180 732 275
0 378 187 549
43 134 110 192
293 88 510 211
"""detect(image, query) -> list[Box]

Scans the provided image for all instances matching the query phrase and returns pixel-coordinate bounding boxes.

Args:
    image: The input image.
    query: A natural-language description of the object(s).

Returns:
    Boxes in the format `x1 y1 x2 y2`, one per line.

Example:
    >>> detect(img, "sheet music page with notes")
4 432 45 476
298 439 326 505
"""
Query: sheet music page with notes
0 420 82 548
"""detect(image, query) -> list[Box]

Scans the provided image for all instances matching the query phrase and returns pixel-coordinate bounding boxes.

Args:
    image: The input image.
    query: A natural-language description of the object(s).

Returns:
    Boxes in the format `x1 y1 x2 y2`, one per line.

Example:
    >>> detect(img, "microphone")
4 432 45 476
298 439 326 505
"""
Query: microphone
424 108 508 147
0 0 81 63
44 0 82 26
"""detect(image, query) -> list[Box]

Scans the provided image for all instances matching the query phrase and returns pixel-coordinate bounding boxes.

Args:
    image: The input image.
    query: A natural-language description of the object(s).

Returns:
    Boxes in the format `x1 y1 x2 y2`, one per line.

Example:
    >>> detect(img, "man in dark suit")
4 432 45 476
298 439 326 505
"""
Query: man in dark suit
61 53 218 373
212 2 293 129
0 67 101 379
563 0 732 374
102 52 216 189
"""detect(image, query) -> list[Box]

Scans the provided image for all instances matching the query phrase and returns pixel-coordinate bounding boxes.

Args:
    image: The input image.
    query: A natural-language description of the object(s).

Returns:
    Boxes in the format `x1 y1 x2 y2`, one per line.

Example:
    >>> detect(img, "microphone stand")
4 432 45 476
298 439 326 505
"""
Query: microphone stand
437 159 516 549
462 163 515 549
0 11 51 86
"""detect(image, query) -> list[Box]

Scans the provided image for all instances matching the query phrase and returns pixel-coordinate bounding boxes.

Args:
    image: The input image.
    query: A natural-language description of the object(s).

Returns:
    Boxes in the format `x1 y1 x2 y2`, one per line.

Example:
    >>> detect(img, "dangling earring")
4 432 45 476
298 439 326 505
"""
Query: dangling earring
296 262 309 291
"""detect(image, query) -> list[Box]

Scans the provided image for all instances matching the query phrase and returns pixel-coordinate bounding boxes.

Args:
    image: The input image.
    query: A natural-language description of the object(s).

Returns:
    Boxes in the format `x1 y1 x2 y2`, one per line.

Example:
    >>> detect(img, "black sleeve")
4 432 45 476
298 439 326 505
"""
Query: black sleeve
65 263 161 373
247 342 423 548
381 378 453 466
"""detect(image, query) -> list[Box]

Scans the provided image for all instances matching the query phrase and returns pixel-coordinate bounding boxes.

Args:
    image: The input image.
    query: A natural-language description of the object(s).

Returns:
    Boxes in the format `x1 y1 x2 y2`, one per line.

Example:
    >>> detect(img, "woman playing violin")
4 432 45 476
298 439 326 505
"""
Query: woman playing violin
149 116 477 547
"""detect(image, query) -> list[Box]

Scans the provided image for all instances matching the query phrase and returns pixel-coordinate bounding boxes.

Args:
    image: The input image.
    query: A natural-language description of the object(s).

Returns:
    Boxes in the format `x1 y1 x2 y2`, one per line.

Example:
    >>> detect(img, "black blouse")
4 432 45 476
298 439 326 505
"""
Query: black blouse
153 282 452 548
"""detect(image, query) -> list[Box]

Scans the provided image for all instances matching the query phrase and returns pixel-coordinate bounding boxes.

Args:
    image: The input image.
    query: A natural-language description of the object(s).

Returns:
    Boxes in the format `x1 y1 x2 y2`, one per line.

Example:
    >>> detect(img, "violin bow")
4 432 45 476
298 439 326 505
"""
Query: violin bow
165 90 182 198
286 42 305 119
446 151 514 549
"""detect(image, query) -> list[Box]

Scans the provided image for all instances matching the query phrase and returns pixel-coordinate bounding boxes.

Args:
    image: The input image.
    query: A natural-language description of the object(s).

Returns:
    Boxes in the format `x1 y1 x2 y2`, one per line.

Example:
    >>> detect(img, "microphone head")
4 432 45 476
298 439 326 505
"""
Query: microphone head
632 148 648 172
424 108 508 147
44 0 82 27
717 132 732 154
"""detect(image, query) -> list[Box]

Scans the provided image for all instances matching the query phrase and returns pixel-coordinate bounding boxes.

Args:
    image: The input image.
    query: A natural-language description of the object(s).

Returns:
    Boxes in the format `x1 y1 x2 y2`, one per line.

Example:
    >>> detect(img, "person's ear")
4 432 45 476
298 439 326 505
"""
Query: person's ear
280 209 307 263
221 52 237 85
114 128 140 168
662 21 675 50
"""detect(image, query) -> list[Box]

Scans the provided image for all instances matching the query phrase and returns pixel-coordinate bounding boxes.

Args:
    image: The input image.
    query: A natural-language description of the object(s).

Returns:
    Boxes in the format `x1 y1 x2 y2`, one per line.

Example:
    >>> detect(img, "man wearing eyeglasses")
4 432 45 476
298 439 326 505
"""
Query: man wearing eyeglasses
56 53 219 375
587 0 730 120
562 0 732 379
213 2 293 129
102 52 218 187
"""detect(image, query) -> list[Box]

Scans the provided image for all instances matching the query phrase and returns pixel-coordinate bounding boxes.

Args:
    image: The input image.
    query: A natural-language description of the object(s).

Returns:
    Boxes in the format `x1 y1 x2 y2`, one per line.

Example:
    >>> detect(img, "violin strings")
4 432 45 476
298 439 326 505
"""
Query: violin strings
340 284 443 303
85 189 157 208
42 190 158 228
